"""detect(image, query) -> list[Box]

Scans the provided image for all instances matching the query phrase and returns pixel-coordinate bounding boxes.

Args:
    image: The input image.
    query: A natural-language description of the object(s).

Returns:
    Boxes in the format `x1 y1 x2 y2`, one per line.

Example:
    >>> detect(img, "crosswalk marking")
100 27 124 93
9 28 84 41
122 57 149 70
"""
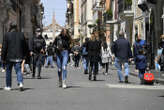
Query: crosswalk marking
106 84 164 90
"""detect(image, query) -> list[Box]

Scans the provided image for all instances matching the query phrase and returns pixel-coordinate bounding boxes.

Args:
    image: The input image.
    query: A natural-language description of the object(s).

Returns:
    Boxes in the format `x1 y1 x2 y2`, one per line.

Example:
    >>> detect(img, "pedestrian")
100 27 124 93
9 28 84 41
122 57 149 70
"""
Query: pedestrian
133 34 146 72
112 31 132 83
72 43 81 68
135 49 147 84
21 36 31 75
101 41 112 75
0 44 5 72
160 34 164 49
159 49 164 71
29 28 46 79
53 29 71 88
88 32 101 81
1 23 28 91
81 38 89 74
155 43 163 71
45 42 54 68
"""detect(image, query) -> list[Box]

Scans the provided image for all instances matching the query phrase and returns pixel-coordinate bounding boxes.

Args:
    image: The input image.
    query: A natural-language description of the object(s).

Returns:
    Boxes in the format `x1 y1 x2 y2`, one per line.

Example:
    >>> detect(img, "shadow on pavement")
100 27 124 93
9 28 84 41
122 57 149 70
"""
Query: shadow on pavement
158 96 164 98
23 77 51 80
94 80 105 82
12 88 34 91
66 85 81 89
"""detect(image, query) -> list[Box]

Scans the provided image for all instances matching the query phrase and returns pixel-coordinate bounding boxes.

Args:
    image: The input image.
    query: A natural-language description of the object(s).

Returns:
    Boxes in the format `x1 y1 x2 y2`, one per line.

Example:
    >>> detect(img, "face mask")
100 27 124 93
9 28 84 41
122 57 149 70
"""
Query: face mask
162 39 164 42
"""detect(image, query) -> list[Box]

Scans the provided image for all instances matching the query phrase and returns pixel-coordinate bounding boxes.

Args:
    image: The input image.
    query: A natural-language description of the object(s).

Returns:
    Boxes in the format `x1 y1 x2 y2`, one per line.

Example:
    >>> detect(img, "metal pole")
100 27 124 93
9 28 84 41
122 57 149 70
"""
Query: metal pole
163 7 164 34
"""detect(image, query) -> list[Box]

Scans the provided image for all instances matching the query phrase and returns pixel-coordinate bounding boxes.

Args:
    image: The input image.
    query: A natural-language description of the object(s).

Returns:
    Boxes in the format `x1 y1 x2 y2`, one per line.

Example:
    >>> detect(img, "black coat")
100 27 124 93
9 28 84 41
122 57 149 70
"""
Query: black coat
112 36 132 62
87 40 101 62
29 35 46 54
53 34 71 54
2 32 27 62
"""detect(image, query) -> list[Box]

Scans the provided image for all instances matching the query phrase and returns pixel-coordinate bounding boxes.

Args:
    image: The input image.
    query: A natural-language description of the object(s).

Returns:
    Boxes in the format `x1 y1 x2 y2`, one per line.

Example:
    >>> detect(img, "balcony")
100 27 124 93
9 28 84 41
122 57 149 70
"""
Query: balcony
118 0 134 18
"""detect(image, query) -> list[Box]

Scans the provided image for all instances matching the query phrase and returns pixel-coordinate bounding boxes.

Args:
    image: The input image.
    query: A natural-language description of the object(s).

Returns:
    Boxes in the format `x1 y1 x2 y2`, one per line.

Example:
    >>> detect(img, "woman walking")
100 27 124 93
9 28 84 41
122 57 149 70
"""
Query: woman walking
101 41 112 75
53 29 71 88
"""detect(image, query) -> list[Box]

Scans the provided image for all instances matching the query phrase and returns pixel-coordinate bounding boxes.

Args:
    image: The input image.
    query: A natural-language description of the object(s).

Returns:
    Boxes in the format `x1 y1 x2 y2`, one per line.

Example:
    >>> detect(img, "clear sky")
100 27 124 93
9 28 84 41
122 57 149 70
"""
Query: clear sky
41 0 66 26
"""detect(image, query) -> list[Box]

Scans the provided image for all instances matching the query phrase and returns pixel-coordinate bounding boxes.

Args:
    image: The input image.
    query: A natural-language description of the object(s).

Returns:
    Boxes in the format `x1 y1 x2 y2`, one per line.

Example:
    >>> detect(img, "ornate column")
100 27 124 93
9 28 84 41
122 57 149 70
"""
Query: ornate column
0 0 11 44
23 0 33 38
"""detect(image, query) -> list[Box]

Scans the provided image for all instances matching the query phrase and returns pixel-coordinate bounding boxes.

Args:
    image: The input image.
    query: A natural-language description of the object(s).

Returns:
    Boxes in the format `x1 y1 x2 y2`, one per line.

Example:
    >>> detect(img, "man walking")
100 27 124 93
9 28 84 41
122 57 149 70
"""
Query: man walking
112 31 132 83
29 28 46 79
2 23 27 91
81 38 89 74
45 42 54 68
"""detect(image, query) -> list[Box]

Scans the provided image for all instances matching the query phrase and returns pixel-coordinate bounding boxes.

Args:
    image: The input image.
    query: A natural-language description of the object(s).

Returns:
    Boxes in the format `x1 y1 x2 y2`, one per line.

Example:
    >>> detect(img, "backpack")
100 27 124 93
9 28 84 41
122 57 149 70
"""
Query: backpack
82 46 88 55
143 72 154 85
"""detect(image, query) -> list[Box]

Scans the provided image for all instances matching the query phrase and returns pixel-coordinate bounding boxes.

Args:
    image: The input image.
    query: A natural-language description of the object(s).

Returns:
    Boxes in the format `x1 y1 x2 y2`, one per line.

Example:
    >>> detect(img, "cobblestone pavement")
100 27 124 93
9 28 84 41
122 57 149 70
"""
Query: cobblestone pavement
0 63 164 110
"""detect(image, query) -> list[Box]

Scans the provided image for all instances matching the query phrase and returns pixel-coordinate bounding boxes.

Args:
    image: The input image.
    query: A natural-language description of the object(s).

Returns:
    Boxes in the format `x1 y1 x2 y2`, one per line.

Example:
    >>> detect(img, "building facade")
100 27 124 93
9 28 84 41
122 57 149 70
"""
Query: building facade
0 0 44 44
80 0 93 40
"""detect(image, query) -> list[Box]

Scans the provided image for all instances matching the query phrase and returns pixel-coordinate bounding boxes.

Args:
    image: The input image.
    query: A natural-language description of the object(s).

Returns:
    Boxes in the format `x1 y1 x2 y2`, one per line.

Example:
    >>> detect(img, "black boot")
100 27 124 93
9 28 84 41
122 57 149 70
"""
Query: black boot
93 75 97 81
84 70 88 74
125 76 128 83
32 73 35 79
89 75 92 80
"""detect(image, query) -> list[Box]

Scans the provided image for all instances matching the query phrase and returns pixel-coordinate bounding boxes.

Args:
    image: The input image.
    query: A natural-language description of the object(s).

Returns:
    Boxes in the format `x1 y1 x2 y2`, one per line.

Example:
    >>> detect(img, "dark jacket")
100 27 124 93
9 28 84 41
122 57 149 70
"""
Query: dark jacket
29 35 46 54
2 32 27 62
88 40 101 62
53 34 71 54
47 44 54 56
135 54 147 70
112 36 132 62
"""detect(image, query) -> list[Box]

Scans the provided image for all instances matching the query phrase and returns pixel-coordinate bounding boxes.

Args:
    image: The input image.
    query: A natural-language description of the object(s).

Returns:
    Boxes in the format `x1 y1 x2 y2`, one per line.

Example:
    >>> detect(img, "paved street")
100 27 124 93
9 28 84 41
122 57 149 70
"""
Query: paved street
0 64 164 110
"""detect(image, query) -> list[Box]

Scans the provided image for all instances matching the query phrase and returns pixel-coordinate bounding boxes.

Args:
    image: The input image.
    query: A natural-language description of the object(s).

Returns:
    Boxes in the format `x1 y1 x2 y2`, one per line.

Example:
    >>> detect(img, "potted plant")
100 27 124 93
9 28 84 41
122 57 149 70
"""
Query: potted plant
125 0 132 5
125 0 132 9
106 9 113 20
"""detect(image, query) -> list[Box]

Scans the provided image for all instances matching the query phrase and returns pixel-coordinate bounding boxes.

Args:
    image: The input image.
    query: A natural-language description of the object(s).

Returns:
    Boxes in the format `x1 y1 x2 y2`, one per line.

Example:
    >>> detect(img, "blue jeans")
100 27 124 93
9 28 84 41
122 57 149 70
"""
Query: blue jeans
45 56 54 67
82 57 88 71
56 50 69 80
6 62 23 87
114 58 129 81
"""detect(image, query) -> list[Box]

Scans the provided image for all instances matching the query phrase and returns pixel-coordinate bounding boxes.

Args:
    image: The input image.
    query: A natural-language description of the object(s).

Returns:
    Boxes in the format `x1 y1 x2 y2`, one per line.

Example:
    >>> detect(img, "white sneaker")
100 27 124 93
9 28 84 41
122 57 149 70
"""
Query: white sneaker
4 87 11 91
19 83 23 87
62 80 67 89
2 69 5 73
19 83 24 91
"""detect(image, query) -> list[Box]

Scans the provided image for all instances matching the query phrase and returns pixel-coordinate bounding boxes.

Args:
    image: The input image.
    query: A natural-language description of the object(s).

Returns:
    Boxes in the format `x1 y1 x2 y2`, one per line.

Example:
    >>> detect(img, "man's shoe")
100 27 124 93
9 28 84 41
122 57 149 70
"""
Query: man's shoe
51 66 54 68
37 76 41 79
59 80 62 87
125 76 128 83
84 70 88 74
32 74 35 79
103 72 108 76
119 81 124 83
4 87 11 91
